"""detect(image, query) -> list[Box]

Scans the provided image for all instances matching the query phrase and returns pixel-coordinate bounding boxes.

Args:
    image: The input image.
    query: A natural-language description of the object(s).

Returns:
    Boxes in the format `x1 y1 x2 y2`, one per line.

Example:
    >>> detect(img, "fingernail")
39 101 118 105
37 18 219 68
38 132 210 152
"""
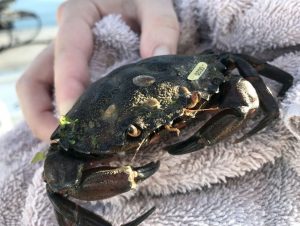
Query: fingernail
152 46 171 56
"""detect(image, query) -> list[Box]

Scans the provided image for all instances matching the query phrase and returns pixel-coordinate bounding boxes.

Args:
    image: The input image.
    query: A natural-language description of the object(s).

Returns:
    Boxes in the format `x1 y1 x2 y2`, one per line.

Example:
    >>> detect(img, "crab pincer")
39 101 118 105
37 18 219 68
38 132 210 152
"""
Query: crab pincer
44 146 159 225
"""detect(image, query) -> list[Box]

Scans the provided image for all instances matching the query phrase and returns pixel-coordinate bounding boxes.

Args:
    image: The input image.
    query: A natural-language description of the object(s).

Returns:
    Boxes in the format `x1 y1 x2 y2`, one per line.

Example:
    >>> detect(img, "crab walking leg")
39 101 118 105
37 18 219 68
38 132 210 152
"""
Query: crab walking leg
228 55 283 142
47 186 112 226
121 207 156 226
48 187 156 226
167 108 244 155
234 54 294 97
167 74 261 155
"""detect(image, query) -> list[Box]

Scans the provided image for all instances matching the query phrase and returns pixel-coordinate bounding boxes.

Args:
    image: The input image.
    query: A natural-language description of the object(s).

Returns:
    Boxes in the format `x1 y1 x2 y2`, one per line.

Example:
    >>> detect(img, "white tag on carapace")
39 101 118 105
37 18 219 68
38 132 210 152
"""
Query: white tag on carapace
187 62 208 80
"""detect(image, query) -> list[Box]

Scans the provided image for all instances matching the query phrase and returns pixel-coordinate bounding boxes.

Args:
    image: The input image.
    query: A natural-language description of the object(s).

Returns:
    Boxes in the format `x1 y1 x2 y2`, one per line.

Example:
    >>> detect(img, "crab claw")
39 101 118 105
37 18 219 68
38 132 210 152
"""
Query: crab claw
134 161 161 183
44 147 159 226
67 161 160 201
44 147 160 201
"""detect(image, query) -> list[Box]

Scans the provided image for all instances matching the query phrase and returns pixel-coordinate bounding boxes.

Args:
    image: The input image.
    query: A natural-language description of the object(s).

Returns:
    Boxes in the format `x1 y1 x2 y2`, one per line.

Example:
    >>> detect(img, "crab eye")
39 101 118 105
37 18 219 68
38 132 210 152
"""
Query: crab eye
127 124 141 137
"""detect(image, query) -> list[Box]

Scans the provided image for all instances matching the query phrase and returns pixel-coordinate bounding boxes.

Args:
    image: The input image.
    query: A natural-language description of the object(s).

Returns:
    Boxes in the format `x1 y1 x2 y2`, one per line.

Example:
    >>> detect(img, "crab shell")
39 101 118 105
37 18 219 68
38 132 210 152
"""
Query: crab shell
51 54 226 155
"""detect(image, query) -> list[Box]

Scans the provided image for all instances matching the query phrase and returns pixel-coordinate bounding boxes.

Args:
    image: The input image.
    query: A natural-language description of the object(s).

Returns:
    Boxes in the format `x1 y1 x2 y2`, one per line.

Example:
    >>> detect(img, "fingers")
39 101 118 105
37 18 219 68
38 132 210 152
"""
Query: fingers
54 0 137 115
16 0 180 142
136 0 180 57
16 44 58 141
54 0 102 115
55 0 179 115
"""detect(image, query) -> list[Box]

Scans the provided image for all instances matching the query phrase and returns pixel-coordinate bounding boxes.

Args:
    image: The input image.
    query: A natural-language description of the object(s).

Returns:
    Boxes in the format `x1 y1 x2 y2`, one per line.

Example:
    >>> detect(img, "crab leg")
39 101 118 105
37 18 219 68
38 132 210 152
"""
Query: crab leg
47 186 112 226
47 186 156 226
167 108 244 155
234 54 294 97
229 55 284 142
167 51 293 155
168 53 293 155
121 207 156 226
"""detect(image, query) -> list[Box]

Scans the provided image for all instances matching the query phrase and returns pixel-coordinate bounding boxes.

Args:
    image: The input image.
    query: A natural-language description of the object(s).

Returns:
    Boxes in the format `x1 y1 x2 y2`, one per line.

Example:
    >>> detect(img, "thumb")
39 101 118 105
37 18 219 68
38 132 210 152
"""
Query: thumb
137 0 180 58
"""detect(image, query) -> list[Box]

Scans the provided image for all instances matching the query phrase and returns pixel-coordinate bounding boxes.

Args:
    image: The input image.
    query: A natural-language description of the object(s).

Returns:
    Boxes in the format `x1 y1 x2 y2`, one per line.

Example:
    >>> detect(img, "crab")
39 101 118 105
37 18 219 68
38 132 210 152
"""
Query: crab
43 51 293 225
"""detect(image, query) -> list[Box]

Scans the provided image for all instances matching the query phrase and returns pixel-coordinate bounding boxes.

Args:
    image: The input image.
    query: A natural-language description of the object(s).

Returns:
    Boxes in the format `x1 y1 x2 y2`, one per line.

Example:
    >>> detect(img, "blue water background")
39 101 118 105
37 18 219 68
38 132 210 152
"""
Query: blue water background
0 0 64 122
10 0 63 29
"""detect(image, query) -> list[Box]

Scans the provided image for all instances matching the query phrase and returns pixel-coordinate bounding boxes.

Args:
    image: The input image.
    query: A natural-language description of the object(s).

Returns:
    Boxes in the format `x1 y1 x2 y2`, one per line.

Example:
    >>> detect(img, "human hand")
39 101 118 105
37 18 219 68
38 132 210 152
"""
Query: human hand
16 0 180 142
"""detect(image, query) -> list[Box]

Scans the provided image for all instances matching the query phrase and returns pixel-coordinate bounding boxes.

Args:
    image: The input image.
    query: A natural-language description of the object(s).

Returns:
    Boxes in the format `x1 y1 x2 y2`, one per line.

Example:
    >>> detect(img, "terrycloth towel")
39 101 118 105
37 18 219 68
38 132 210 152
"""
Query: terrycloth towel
1 0 300 225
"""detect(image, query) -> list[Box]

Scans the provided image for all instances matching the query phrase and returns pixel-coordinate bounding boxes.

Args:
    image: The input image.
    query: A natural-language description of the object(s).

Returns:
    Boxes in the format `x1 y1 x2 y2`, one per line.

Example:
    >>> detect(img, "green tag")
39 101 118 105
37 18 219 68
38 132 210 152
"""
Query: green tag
187 62 208 80
31 150 47 164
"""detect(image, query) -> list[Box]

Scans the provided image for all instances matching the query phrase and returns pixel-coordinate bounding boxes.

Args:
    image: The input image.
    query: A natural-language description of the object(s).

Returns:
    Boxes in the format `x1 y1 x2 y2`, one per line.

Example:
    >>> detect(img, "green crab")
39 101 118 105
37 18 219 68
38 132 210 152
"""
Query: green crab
43 51 293 225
